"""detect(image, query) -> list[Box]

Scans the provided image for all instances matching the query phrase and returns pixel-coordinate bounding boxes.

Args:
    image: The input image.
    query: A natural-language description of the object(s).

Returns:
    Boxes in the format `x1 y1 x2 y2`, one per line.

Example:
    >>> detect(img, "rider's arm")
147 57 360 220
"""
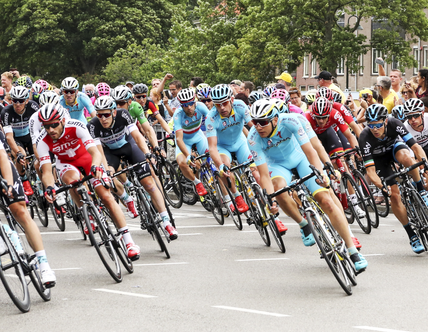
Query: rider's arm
0 148 13 187
175 130 191 158
87 146 102 167
301 141 324 175
130 129 150 154
257 163 275 195
342 128 359 149
140 121 159 149
410 142 428 163
310 136 330 165
5 132 20 156
37 139 55 188
349 121 362 138
207 136 223 168
366 166 383 189
81 93 96 118
155 113 172 134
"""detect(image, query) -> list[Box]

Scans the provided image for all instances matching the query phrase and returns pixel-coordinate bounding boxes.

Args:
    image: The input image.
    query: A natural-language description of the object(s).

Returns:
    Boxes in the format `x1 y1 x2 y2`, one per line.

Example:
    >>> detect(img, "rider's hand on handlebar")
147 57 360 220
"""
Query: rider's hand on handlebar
382 184 391 197
267 200 279 215
44 186 56 204
16 152 25 166
91 165 103 180
219 164 230 178
315 173 330 188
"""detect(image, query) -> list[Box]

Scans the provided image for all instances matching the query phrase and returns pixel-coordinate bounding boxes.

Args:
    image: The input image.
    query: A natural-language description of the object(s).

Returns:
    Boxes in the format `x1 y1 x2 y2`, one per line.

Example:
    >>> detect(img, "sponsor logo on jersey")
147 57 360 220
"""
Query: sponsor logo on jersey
207 124 213 131
297 127 305 136
185 120 189 125
250 150 258 158
40 156 50 161
363 142 371 155
222 121 227 127
396 126 406 136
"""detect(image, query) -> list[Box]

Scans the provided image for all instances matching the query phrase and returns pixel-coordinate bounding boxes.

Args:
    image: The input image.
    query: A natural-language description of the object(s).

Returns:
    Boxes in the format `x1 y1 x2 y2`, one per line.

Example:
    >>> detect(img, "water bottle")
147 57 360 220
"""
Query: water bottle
36 177 43 196
0 236 6 255
2 224 24 255
56 192 66 206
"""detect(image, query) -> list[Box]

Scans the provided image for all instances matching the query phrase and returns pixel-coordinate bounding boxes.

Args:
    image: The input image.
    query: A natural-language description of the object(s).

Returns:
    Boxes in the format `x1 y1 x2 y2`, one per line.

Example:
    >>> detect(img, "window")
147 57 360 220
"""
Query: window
300 85 307 92
372 48 383 74
303 54 309 77
424 46 428 68
337 12 345 28
337 58 344 75
311 57 317 77
308 85 315 90
414 47 419 75
359 54 364 75
391 55 399 70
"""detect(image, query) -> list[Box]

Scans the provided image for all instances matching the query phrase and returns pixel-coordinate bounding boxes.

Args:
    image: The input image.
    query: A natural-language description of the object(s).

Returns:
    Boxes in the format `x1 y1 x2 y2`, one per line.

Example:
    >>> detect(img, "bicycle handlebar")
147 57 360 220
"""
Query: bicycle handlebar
111 160 149 178
229 159 254 172
329 147 359 161
55 173 94 194
382 159 428 186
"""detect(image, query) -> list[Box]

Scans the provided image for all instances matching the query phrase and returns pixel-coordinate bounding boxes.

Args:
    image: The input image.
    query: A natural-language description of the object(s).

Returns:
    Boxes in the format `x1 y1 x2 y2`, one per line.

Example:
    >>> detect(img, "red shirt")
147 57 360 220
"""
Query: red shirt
305 108 348 135
332 102 354 132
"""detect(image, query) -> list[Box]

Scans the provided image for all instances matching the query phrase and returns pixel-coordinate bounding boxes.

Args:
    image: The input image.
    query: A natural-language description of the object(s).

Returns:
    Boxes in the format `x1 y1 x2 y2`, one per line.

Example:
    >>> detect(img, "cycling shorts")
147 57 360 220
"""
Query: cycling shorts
15 134 34 155
374 141 410 186
336 130 352 152
175 130 208 157
218 138 253 165
269 158 329 197
103 139 151 182
318 127 343 156
1 161 26 205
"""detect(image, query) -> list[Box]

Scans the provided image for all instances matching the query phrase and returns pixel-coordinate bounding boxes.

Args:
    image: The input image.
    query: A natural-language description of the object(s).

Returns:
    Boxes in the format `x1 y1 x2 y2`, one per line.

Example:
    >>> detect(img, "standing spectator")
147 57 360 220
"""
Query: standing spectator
168 80 183 116
1 72 14 94
415 69 428 99
400 80 418 102
376 58 404 97
375 76 398 113
239 81 254 97
125 81 134 90
289 87 307 112
190 77 204 88
274 71 293 91
229 79 242 95
315 71 346 104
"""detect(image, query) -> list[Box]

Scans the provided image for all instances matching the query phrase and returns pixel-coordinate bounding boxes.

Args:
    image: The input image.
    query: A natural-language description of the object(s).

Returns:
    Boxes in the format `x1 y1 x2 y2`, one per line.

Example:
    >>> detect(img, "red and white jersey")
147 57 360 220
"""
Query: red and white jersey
332 102 354 132
30 108 70 145
305 108 348 135
37 119 96 166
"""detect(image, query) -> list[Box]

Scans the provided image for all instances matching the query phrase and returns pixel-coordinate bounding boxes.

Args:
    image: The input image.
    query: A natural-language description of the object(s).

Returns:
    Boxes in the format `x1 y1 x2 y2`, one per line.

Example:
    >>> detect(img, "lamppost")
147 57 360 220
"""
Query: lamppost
346 15 363 91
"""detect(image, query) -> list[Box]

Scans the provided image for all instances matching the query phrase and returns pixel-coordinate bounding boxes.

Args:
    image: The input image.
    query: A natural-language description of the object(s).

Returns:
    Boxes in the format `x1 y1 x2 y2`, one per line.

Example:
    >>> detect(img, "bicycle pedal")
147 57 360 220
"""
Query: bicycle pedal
246 219 254 226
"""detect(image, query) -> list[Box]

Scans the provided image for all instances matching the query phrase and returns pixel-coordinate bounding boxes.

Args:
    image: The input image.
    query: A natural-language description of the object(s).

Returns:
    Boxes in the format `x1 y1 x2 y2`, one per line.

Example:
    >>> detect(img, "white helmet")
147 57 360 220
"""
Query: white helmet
61 77 79 90
250 99 279 120
112 85 132 101
177 88 196 103
10 86 30 100
94 96 116 111
39 91 60 106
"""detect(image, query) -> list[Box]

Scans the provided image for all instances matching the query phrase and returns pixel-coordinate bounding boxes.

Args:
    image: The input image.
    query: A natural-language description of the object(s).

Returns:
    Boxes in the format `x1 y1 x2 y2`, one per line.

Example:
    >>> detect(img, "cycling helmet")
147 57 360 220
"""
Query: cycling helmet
271 89 290 103
94 96 116 111
35 79 50 91
250 99 279 120
273 99 289 114
32 83 44 96
366 104 388 122
112 85 132 101
16 76 33 89
263 86 277 97
196 83 211 99
403 98 425 116
10 86 30 100
95 82 111 97
305 90 317 105
61 77 79 90
132 83 148 95
332 90 342 103
316 87 333 101
177 88 196 103
391 105 405 121
38 103 65 123
311 97 332 117
248 91 268 105
39 91 60 106
211 84 233 103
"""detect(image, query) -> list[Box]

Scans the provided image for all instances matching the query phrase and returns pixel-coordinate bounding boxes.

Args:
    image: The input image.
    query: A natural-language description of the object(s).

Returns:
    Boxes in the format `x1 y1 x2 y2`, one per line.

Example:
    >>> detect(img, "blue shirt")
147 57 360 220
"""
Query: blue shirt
173 102 210 140
59 91 95 123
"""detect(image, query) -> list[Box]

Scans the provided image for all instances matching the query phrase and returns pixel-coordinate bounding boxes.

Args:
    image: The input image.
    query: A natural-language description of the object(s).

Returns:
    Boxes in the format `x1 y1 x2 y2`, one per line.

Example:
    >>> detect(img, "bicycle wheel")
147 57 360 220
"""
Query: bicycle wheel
82 203 122 282
0 232 30 312
341 173 371 234
370 185 390 218
353 171 379 228
28 257 52 301
216 174 242 230
136 189 170 258
172 161 198 205
49 203 66 232
201 172 224 225
28 172 49 227
408 190 428 251
159 161 183 209
306 208 353 295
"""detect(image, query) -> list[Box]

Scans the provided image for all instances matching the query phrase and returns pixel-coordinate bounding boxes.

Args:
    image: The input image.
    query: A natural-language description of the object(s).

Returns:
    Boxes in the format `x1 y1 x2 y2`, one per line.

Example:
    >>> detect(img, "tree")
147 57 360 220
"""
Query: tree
0 0 173 83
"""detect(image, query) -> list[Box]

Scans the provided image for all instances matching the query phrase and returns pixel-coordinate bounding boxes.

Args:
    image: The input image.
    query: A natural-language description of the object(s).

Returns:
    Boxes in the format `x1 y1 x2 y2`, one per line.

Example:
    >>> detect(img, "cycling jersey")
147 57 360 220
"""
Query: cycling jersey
305 108 348 135
87 110 137 150
332 102 355 127
289 104 304 115
29 109 71 145
1 101 39 137
174 102 210 139
404 114 428 151
59 92 95 123
128 101 148 125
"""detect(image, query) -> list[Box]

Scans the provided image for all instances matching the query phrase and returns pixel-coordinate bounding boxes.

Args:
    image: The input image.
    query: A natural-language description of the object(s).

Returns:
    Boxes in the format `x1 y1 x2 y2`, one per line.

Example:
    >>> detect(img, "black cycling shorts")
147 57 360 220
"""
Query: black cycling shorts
1 161 26 205
374 142 410 186
15 134 34 155
318 127 344 156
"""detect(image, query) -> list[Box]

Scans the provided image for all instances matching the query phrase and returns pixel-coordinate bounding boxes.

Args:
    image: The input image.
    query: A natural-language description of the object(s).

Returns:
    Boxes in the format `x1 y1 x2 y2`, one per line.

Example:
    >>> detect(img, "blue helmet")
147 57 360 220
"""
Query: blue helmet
391 105 405 121
366 104 388 122
211 84 233 103
263 86 276 97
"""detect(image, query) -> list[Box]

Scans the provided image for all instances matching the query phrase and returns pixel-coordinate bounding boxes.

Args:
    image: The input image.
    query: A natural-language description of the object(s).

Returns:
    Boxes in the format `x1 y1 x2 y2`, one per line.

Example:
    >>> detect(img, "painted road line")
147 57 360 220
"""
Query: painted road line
93 288 157 298
362 254 385 257
133 262 189 267
177 224 236 229
236 258 290 262
353 326 411 332
176 233 202 236
52 268 82 271
40 231 80 235
213 305 289 317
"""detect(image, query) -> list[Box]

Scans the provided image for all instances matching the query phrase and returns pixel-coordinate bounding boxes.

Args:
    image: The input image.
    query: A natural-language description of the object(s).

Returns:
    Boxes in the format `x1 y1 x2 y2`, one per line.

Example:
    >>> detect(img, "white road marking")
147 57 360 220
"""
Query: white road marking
353 326 411 332
236 258 290 262
213 305 289 317
40 231 80 235
177 233 202 236
52 267 82 271
65 238 85 241
93 288 157 298
133 262 189 267
362 254 385 257
177 224 236 229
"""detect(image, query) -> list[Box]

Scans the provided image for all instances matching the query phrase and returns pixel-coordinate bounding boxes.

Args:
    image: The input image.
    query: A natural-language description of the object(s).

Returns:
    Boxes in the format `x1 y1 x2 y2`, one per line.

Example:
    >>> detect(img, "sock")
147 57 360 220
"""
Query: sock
20 173 28 181
119 191 131 203
160 212 171 226
403 223 417 239
124 179 133 188
118 226 133 244
416 180 425 193
348 246 358 256
298 219 308 228
36 250 51 271
225 195 231 202
193 178 201 185
232 191 240 198
349 194 357 204
348 225 355 237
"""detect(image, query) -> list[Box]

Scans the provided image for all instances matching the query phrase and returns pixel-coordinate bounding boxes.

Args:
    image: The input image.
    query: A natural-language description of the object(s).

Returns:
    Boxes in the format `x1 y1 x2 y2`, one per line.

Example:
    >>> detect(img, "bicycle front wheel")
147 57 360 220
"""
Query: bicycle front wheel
201 172 224 225
353 171 379 228
50 204 66 232
82 203 122 282
409 190 428 251
216 174 242 230
0 233 30 312
159 161 184 209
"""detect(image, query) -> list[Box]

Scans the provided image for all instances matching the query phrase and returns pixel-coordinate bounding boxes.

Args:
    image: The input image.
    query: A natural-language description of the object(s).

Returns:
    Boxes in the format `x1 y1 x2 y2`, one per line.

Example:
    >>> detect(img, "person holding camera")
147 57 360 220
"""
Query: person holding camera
375 76 399 113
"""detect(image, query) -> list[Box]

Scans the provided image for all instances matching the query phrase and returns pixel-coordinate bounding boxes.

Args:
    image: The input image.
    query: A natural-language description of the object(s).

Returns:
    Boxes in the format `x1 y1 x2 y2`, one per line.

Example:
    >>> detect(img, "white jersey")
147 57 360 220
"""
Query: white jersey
404 113 428 149
29 109 71 145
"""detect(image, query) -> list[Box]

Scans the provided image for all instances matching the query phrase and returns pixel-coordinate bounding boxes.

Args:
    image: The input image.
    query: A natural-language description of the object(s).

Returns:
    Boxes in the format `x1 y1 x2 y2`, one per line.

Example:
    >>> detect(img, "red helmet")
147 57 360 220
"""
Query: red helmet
312 97 332 117
316 87 333 101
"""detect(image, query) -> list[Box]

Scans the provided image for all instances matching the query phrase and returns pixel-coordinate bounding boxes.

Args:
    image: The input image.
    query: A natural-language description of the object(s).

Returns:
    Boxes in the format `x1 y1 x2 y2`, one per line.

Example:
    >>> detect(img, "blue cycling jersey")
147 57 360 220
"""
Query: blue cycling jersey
294 113 316 140
1 101 39 137
247 113 310 169
205 99 251 146
59 91 95 123
173 102 210 140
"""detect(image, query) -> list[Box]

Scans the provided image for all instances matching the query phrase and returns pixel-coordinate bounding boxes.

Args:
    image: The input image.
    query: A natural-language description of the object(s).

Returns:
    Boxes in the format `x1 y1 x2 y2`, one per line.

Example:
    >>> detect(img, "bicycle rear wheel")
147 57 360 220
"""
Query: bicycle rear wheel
28 257 52 301
201 172 224 225
409 190 428 251
83 203 122 282
306 208 353 295
353 171 379 228
159 161 184 209
0 232 30 312
216 174 242 230
50 203 66 231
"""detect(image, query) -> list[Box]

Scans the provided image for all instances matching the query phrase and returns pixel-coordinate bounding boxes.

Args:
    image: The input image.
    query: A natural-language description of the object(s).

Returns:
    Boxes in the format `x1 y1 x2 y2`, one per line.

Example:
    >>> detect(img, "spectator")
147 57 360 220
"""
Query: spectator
234 92 249 105
125 81 135 90
315 70 346 104
151 78 161 90
274 71 293 91
1 72 13 93
239 81 254 97
416 69 428 99
376 58 404 97
190 77 204 88
168 80 183 116
420 96 428 112
375 76 398 113
229 79 242 95
289 87 307 112
400 80 418 102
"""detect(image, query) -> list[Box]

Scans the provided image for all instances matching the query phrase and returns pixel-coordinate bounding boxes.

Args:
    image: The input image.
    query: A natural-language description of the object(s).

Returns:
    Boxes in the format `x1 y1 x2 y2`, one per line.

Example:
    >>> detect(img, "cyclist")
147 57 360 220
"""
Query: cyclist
1 85 39 196
391 105 406 122
359 104 428 254
59 77 95 123
271 89 303 114
88 96 178 240
247 99 367 272
248 91 268 107
403 99 428 155
36 104 141 259
173 88 210 197
95 82 111 98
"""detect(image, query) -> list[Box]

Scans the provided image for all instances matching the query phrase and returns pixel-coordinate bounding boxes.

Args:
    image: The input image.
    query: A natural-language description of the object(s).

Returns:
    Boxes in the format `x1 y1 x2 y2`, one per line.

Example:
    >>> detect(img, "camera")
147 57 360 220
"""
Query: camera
163 89 172 99
362 93 368 101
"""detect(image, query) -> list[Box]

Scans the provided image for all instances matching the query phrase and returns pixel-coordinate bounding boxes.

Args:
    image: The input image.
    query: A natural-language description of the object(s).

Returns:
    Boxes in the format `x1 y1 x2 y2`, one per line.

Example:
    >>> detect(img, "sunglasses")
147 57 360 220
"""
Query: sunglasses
201 99 212 103
406 113 421 121
44 122 61 129
367 121 385 130
314 115 329 120
402 91 409 95
135 95 147 99
96 112 113 119
116 100 127 106
12 98 26 104
214 101 230 108
181 101 195 108
63 90 75 95
252 118 272 127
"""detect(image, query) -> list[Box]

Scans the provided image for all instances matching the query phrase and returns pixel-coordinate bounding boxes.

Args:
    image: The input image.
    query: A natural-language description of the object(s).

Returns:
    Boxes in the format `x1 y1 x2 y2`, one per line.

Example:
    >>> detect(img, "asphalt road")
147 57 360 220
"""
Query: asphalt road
1 202 428 332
